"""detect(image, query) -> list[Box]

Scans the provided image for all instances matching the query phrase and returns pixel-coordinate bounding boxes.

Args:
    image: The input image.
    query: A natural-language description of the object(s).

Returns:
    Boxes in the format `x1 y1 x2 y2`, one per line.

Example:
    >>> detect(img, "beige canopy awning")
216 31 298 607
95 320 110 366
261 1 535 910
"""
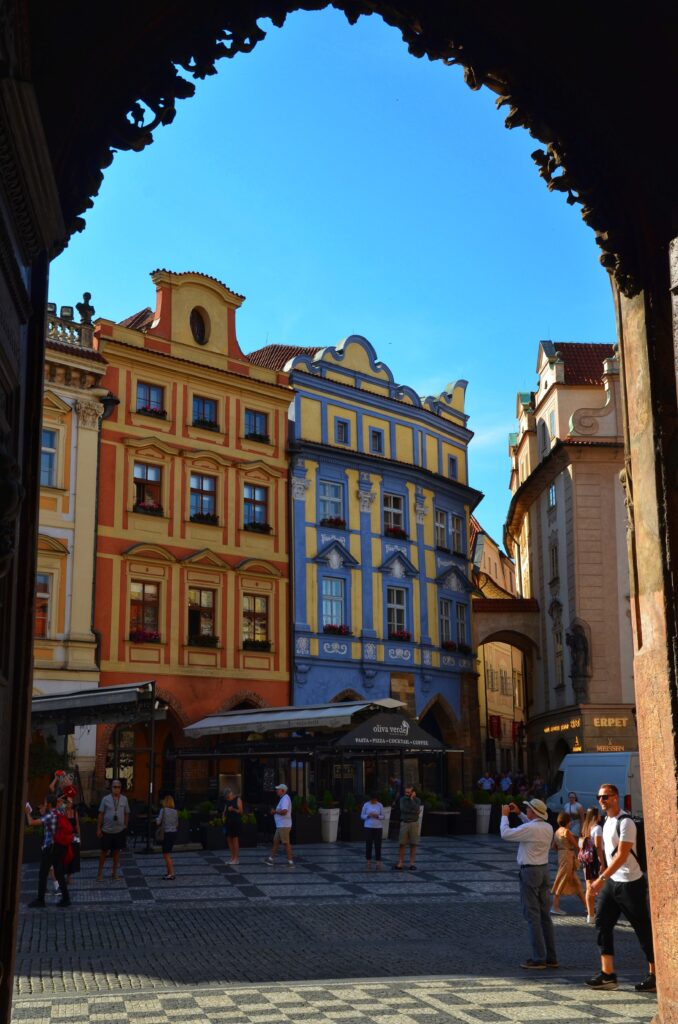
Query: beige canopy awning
183 698 405 738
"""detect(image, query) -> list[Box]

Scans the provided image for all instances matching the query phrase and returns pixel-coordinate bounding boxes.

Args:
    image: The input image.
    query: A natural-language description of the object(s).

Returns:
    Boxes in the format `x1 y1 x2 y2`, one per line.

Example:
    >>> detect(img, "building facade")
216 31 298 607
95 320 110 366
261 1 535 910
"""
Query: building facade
93 270 292 799
504 342 636 778
32 299 109 799
249 335 482 791
471 517 527 776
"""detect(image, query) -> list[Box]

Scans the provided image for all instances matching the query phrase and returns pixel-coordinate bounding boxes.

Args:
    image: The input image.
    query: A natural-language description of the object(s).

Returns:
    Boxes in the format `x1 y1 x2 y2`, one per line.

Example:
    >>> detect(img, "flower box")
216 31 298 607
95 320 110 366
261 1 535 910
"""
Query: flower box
192 418 219 431
133 502 163 515
388 630 412 642
319 516 346 529
384 526 408 540
200 824 227 851
187 634 219 647
239 820 258 848
442 640 458 652
190 512 219 525
136 406 167 419
323 624 351 636
243 639 271 652
292 814 322 844
129 629 161 643
243 522 272 534
244 432 270 444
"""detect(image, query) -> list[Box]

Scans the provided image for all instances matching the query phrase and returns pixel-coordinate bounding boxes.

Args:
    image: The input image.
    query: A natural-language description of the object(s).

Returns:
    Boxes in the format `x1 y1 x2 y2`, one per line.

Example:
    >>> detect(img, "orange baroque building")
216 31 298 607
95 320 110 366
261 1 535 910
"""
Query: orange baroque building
93 270 291 800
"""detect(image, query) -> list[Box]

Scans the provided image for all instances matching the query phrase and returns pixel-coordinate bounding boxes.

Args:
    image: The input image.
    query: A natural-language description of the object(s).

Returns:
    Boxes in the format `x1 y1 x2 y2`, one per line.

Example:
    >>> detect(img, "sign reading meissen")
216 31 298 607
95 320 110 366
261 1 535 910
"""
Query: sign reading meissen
335 712 445 751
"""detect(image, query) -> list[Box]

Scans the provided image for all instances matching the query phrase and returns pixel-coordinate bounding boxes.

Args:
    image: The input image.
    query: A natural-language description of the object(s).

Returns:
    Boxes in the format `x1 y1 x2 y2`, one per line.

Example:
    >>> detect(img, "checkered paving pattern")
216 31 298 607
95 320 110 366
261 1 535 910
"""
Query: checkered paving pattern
11 978 656 1024
13 837 655 1023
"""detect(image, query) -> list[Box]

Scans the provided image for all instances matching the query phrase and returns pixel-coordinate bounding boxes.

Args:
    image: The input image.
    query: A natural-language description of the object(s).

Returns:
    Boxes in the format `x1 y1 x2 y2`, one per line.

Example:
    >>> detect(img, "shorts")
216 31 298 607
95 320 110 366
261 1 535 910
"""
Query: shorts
274 827 291 844
162 833 176 854
100 830 126 852
399 820 420 845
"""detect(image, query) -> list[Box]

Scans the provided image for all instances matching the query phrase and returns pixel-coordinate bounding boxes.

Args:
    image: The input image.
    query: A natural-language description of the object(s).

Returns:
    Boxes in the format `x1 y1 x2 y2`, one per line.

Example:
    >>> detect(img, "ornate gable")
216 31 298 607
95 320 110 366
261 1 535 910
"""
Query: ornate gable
314 540 359 569
122 543 175 563
378 551 418 578
436 565 475 593
235 558 282 578
181 548 230 569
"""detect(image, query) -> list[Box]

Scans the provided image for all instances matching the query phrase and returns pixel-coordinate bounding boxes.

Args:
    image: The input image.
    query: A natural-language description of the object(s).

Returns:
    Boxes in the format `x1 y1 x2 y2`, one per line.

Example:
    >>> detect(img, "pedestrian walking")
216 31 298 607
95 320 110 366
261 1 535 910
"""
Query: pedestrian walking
265 783 294 866
579 806 606 924
63 795 81 886
361 794 384 870
564 791 585 837
97 779 129 881
393 784 421 871
585 783 655 992
25 795 70 908
500 798 558 970
222 787 244 865
156 794 179 879
551 811 586 915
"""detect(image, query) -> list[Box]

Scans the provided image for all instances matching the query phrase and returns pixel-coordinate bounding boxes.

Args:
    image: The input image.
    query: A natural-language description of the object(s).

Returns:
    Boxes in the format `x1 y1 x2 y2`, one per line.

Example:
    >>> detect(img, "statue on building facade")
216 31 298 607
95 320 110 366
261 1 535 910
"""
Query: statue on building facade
566 625 589 702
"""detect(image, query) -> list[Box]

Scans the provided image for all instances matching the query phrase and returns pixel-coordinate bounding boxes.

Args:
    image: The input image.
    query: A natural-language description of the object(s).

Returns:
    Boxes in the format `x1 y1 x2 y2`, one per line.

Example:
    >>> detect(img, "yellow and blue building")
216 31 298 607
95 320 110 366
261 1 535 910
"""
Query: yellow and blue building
248 336 482 759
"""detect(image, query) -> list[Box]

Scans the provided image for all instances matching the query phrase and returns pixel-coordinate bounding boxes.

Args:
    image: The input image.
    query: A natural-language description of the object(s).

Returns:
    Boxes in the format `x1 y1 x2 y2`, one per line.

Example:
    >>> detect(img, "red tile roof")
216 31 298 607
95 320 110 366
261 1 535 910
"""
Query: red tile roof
246 344 322 370
119 307 154 331
45 339 107 363
150 269 245 301
555 342 615 385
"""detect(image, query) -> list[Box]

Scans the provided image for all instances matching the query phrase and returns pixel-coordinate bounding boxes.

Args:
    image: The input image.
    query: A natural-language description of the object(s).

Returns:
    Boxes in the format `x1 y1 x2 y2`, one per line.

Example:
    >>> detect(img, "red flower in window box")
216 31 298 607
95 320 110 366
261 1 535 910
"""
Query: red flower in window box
190 512 219 525
323 624 351 635
136 405 167 419
129 629 161 643
384 526 408 540
442 640 458 651
133 501 163 515
388 630 412 642
244 522 272 534
319 517 346 529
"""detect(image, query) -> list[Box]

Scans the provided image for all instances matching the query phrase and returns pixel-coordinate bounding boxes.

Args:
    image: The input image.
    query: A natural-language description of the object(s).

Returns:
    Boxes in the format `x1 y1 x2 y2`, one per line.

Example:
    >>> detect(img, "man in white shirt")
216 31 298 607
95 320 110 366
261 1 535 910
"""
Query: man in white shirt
500 798 558 970
265 783 294 866
477 772 495 792
586 783 655 992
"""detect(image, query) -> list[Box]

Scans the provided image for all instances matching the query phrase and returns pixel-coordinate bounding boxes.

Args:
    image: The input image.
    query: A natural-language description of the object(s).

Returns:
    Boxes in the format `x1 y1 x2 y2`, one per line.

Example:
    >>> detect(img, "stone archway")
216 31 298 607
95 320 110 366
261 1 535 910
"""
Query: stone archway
1 6 677 1021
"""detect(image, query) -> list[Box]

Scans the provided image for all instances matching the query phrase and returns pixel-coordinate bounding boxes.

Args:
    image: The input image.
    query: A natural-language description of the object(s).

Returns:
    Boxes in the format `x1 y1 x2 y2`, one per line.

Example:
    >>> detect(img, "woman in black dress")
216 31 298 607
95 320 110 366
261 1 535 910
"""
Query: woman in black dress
222 788 244 865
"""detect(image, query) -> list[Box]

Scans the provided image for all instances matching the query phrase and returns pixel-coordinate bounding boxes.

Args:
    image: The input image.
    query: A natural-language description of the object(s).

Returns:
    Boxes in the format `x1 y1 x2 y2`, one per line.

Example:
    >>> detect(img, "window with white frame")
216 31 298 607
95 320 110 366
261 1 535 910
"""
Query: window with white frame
456 603 467 645
244 483 268 526
500 668 512 696
319 481 343 523
439 598 452 644
136 382 164 414
434 509 447 548
321 577 345 628
335 419 350 445
40 429 57 487
387 586 407 636
548 482 557 509
451 515 464 553
244 409 269 441
190 473 217 520
34 572 52 638
134 462 162 511
369 428 384 454
383 493 404 531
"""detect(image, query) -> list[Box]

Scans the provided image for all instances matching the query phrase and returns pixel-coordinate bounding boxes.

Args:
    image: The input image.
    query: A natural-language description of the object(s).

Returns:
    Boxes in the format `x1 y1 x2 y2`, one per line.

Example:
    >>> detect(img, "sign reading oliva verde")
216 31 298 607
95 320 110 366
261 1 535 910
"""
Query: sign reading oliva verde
336 713 445 751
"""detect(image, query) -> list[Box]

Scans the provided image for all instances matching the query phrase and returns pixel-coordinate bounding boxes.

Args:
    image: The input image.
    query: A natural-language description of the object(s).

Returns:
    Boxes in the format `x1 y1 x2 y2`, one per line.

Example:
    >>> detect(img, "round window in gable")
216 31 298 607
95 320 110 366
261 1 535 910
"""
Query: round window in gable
190 307 209 346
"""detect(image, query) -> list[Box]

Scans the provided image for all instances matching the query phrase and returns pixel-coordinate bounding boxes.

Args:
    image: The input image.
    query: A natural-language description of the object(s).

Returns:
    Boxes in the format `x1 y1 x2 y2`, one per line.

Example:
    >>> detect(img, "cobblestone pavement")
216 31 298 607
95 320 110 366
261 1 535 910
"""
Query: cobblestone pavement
12 836 656 1023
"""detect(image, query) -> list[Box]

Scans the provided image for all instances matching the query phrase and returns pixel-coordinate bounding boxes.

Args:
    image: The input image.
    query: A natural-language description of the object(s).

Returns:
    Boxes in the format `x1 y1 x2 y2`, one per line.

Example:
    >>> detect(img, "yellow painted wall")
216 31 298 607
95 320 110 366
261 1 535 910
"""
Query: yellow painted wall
300 397 322 443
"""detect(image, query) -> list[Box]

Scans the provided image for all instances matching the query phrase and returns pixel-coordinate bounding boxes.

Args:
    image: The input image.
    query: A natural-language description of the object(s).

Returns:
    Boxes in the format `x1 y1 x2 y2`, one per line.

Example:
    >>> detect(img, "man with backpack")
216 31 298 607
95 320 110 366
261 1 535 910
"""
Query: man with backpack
586 783 654 992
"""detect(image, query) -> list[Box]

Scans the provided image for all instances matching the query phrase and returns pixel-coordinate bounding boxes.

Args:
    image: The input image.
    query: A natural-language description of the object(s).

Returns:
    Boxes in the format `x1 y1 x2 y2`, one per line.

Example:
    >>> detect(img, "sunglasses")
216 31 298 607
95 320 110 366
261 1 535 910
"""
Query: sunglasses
597 794 612 801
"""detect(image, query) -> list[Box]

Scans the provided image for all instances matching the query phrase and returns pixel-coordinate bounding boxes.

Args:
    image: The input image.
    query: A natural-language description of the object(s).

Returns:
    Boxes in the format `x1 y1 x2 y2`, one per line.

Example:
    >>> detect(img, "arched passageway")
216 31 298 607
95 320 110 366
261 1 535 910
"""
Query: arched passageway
1 6 677 1021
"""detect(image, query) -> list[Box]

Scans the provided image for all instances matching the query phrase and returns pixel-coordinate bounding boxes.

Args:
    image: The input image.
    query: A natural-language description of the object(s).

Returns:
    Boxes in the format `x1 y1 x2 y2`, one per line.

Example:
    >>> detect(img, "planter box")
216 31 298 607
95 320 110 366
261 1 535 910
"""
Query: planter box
475 804 491 834
23 833 43 863
239 822 257 848
450 808 477 835
381 806 392 839
421 812 449 837
175 822 191 845
292 815 322 844
200 825 227 851
319 807 340 842
339 810 364 842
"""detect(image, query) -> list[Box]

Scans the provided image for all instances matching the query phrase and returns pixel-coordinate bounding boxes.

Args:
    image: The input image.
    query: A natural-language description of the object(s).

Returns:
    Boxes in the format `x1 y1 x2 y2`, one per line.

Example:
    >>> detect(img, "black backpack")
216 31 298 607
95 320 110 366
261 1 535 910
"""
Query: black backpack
615 812 647 873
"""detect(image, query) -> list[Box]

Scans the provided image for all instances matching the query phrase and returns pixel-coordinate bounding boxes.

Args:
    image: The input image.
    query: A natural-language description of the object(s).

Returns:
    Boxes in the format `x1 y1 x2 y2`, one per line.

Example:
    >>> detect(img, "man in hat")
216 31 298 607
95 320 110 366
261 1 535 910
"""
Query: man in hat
264 783 294 866
500 798 558 970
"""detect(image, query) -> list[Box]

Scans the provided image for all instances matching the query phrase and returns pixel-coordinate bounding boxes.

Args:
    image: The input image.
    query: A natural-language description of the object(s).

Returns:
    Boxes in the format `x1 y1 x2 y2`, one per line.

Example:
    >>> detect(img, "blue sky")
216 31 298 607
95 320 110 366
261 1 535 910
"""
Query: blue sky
50 9 615 545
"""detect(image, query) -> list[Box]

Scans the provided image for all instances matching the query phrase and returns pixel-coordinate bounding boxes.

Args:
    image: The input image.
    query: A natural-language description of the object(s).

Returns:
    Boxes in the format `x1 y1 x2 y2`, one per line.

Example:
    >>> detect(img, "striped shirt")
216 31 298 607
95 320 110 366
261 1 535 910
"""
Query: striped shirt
40 810 57 850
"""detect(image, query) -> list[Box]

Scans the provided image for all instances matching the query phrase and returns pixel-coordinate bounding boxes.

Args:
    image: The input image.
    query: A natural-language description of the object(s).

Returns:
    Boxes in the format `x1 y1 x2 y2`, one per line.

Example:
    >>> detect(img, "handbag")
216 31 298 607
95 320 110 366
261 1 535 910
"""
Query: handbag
154 809 165 842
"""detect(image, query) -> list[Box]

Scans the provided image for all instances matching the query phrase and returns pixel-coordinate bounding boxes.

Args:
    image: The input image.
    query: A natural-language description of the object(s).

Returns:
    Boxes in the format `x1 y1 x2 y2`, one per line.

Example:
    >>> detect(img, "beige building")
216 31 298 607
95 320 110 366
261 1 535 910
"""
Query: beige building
471 518 526 775
32 298 109 796
504 342 636 779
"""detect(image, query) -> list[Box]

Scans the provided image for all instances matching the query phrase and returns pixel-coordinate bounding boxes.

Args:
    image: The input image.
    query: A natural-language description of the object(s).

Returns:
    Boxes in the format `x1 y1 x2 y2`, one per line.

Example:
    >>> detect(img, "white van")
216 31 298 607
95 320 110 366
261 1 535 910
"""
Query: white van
546 752 643 817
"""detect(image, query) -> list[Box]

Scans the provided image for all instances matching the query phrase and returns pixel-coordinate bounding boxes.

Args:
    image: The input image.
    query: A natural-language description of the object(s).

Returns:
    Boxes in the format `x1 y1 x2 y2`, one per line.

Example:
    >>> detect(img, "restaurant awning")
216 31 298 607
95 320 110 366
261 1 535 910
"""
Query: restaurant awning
31 681 167 727
183 698 406 738
335 711 446 751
